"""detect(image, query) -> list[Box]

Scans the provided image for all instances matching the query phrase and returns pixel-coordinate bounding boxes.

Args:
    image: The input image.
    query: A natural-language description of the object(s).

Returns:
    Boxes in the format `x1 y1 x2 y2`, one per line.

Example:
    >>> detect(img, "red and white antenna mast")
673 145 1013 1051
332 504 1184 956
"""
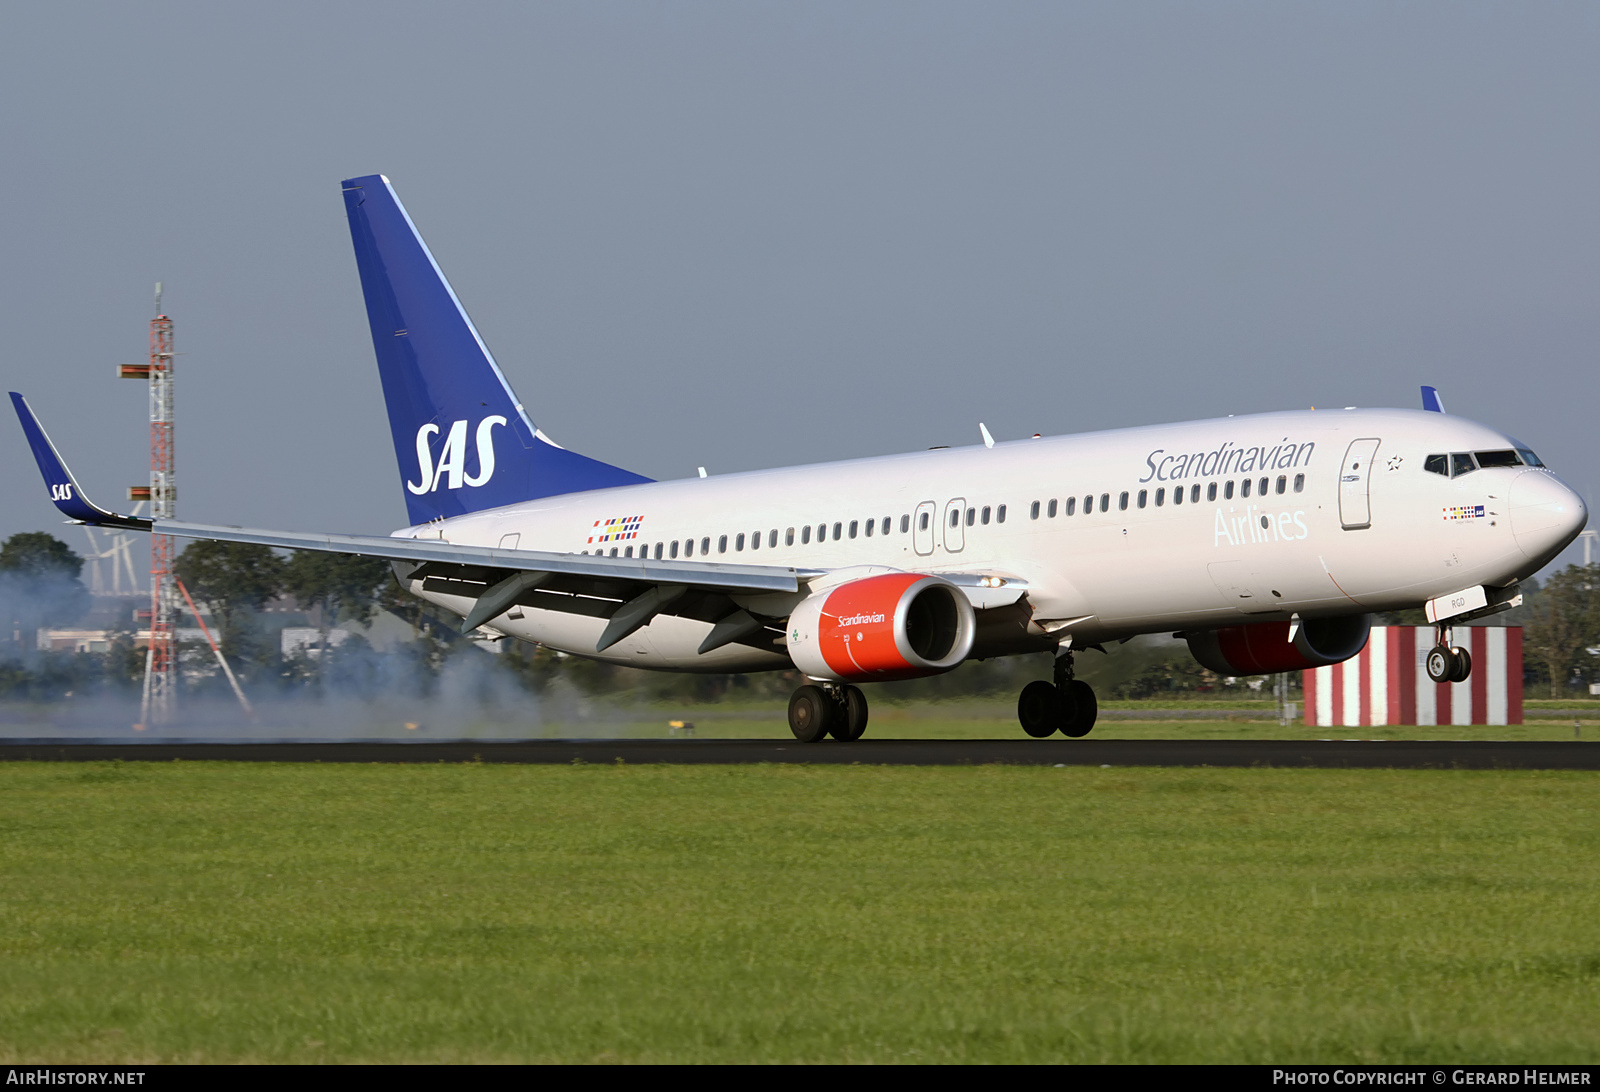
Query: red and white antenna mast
123 283 177 726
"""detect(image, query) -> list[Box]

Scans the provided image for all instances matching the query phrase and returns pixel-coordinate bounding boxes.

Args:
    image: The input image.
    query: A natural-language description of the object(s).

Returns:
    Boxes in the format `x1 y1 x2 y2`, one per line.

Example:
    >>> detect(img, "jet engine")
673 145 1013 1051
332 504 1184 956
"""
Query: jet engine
1186 614 1372 675
787 572 976 682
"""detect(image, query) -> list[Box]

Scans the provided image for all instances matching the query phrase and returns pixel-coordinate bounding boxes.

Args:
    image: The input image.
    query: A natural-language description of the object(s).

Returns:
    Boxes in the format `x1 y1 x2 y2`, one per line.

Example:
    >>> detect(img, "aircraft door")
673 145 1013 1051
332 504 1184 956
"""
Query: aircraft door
912 500 936 556
943 498 966 553
1338 438 1381 530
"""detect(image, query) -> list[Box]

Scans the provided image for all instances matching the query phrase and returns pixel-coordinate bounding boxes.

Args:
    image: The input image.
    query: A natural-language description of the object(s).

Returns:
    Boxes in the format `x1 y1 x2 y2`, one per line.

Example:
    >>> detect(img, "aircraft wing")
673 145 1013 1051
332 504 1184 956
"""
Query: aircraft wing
12 391 817 646
152 520 818 648
154 519 810 594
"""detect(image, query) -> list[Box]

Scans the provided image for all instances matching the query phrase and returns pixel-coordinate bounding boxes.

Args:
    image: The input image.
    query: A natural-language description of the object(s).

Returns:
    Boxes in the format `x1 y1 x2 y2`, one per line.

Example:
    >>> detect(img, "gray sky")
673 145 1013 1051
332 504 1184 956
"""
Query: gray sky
2 2 1596 581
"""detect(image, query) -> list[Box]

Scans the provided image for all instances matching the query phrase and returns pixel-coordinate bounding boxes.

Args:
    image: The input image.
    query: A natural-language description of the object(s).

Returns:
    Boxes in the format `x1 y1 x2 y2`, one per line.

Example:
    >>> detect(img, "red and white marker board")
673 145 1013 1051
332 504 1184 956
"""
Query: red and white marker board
1302 626 1523 727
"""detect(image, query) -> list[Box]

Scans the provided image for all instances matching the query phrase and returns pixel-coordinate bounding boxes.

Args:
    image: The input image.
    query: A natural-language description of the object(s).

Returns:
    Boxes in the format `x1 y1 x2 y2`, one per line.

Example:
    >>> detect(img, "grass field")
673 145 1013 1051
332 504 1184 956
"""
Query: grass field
514 695 1600 742
641 706 1600 742
2 761 1598 1063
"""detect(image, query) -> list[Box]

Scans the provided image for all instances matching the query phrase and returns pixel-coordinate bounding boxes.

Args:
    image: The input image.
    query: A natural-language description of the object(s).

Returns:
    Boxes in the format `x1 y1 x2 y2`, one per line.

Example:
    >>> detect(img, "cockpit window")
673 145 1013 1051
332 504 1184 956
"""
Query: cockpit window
1516 448 1545 468
1450 453 1477 477
1424 454 1448 476
1474 449 1522 469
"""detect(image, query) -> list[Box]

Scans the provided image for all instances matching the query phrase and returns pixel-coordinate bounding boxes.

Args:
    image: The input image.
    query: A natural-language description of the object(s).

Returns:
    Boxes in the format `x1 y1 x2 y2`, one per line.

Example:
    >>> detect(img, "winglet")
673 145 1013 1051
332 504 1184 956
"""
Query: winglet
9 393 152 529
1421 385 1446 413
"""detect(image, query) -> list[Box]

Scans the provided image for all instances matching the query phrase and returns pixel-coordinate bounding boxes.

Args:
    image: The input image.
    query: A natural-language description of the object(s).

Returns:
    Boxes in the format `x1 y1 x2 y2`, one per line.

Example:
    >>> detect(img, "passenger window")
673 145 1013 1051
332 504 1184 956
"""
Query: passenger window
966 507 976 526
1259 477 1269 496
1155 487 1165 507
920 512 930 531
1191 484 1200 503
625 546 633 558
719 535 729 553
786 527 795 546
610 548 619 557
1047 499 1057 518
1224 481 1235 500
1241 478 1252 498
818 523 827 541
750 531 759 550
1117 492 1127 511
1424 454 1449 476
1207 482 1217 501
881 517 890 535
1137 489 1147 508
1293 473 1304 493
996 505 1005 523
950 509 959 528
865 518 874 537
833 522 842 540
701 537 711 554
1100 493 1109 512
849 520 858 539
1451 452 1477 477
684 539 694 557
769 529 778 548
1031 501 1041 520
656 542 664 559
1066 496 1076 516
981 506 991 525
1173 486 1183 506
736 533 745 551
801 525 811 545
1275 475 1286 495
1085 495 1094 514
900 514 910 533
671 540 680 559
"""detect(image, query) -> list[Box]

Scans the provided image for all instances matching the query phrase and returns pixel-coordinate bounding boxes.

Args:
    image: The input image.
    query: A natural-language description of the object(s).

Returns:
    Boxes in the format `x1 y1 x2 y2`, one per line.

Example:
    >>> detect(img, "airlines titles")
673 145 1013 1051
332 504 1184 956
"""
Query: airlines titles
1215 505 1309 547
1142 436 1315 484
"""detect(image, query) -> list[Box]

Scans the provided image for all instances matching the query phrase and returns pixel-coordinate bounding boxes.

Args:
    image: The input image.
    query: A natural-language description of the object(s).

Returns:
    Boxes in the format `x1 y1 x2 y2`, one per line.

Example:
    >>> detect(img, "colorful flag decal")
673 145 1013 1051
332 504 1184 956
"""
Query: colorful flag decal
588 515 644 544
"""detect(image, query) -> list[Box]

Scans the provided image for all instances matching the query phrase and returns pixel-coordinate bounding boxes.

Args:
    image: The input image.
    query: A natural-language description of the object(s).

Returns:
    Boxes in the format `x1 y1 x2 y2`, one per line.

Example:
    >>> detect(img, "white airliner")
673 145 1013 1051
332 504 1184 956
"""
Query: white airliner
12 175 1589 741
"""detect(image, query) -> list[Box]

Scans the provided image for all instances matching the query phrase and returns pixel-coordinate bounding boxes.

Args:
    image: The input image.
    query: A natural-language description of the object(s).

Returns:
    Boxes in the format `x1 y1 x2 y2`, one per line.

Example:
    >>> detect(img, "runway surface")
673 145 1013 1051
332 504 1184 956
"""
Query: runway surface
2 738 1597 768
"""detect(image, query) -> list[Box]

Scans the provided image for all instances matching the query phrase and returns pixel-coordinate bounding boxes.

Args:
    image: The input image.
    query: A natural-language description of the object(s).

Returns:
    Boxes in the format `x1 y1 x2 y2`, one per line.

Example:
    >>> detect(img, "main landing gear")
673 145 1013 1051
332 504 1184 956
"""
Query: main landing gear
1017 649 1098 739
788 682 869 742
1425 623 1473 684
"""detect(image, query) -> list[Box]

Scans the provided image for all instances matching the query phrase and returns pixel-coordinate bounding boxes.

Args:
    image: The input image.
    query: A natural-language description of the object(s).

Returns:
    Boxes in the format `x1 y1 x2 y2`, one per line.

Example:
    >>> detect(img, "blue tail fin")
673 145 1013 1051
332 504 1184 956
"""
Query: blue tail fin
341 174 651 524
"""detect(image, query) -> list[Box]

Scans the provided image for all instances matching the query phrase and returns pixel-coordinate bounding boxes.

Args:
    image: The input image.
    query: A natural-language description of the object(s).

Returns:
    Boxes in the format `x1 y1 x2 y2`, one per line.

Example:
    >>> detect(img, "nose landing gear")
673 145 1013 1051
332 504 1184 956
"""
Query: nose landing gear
787 682 869 742
1016 648 1098 738
1425 624 1473 684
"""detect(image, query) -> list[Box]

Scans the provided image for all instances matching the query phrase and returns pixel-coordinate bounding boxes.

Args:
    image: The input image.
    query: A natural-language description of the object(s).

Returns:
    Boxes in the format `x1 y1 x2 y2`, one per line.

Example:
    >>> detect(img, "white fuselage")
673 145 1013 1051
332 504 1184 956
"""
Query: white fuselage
396 407 1586 674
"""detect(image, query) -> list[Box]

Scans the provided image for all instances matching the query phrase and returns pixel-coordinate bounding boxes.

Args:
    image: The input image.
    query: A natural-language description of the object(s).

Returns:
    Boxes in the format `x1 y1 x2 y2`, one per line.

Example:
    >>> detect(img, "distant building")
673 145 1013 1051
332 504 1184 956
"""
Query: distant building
37 628 206 653
281 627 354 659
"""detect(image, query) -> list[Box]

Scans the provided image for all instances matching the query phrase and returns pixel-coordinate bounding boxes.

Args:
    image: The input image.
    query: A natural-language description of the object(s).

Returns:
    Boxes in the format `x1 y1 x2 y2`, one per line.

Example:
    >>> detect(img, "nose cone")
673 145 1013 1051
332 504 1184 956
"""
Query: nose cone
1509 470 1589 565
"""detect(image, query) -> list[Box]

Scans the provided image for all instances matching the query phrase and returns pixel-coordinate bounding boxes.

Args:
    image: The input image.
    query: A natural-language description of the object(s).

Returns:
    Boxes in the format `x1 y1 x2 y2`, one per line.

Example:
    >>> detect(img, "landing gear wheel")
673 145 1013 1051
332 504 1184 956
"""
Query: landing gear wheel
830 685 869 741
1061 679 1098 738
1018 681 1061 738
1425 645 1454 684
788 685 834 743
1448 646 1472 683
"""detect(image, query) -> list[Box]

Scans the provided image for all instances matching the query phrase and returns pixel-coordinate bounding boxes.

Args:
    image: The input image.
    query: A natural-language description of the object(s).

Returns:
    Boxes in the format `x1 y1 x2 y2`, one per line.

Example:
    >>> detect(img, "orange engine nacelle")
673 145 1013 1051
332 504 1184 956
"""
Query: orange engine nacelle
787 573 977 682
1186 614 1372 675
